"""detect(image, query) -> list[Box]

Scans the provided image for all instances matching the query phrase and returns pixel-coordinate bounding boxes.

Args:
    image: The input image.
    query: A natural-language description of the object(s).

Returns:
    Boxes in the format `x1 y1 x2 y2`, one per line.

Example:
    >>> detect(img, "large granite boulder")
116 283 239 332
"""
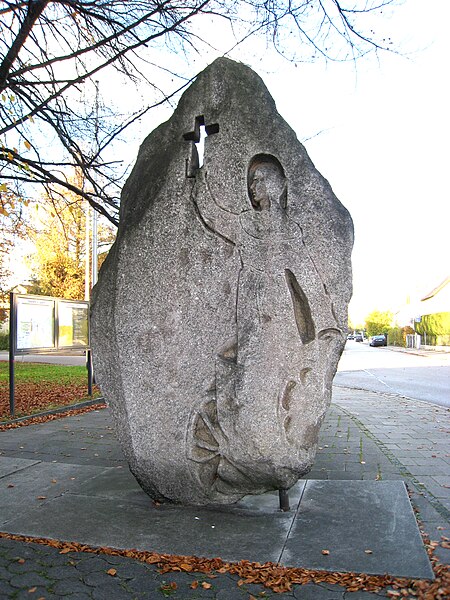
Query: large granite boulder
91 58 354 505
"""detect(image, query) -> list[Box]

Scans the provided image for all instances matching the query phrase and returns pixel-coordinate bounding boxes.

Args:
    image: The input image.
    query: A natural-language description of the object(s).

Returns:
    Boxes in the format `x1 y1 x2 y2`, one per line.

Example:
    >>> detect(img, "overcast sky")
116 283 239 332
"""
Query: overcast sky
236 0 449 325
127 0 449 325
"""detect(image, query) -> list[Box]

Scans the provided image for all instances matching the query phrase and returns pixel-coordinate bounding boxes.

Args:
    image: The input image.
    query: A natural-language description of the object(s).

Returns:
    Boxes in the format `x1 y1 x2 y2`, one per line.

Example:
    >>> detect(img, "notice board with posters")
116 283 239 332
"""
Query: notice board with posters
8 293 92 416
11 294 89 353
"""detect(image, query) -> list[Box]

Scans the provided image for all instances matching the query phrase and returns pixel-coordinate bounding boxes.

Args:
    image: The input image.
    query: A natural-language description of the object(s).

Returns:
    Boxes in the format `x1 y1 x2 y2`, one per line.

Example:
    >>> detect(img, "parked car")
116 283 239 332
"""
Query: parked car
370 335 387 347
355 333 363 342
347 334 354 340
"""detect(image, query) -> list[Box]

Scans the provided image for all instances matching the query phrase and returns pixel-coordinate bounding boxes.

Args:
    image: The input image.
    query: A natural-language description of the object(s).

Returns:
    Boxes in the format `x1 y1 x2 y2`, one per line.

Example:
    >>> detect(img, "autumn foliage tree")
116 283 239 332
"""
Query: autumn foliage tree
0 1 398 226
27 171 115 299
365 310 394 337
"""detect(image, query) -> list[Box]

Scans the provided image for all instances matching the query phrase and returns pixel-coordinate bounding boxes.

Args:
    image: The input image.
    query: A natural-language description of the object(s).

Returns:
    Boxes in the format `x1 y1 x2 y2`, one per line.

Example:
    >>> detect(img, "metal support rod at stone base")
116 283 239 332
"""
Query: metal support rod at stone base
86 349 93 396
279 488 290 511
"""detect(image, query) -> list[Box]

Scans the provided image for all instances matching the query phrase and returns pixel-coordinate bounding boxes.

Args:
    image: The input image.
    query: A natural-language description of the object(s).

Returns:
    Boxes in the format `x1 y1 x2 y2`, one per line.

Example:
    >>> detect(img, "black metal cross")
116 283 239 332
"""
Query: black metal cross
183 115 219 176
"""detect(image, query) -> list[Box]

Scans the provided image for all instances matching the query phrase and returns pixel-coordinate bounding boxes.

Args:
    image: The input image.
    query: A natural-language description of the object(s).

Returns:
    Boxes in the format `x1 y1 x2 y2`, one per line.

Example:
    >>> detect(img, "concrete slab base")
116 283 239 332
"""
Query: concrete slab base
0 455 433 580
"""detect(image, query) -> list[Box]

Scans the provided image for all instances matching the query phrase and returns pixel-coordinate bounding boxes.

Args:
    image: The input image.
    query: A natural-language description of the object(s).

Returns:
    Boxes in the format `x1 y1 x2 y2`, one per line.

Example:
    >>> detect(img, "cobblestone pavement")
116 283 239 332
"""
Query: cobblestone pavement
0 386 449 599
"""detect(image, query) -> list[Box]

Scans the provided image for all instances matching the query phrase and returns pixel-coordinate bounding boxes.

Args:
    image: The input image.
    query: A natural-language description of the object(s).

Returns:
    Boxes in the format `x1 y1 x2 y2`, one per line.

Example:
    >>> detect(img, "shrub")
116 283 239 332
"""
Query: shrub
0 333 9 350
387 326 415 347
415 312 450 337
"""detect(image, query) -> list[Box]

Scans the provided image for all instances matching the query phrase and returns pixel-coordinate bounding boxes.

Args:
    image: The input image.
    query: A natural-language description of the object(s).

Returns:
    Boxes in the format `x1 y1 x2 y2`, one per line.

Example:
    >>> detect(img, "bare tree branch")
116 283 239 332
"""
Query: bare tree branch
0 0 400 226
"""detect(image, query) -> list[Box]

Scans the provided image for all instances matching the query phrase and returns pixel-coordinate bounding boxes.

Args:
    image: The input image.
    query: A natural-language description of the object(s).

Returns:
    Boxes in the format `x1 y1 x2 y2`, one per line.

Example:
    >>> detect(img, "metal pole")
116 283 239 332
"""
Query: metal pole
279 489 290 512
92 207 98 287
84 201 90 301
86 348 93 396
8 293 15 416
91 80 99 290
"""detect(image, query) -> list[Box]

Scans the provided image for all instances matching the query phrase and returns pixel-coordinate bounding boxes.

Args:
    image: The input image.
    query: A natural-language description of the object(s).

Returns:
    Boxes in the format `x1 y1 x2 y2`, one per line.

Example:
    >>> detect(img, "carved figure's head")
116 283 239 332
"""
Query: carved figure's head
248 154 287 210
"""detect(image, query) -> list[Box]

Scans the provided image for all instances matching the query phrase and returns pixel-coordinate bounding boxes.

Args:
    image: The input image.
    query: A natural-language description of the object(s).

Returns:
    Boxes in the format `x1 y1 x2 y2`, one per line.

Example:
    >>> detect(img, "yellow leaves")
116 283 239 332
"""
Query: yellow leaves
106 568 117 576
7 152 13 161
24 140 31 150
0 183 7 192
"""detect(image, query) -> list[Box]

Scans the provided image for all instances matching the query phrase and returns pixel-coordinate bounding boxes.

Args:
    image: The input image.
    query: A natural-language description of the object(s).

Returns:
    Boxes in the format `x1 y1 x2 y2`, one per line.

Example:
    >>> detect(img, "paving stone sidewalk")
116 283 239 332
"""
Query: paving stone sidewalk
0 386 448 599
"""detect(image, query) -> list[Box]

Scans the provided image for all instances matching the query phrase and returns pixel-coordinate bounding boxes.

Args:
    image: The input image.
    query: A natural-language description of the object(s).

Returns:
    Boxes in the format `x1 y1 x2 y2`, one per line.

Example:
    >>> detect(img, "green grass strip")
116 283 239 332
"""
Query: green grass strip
0 361 88 385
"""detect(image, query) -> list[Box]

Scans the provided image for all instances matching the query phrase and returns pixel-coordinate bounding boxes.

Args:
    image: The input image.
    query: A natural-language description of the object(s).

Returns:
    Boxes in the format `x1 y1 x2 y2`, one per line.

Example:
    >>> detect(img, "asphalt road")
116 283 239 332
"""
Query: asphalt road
335 341 450 408
0 351 86 366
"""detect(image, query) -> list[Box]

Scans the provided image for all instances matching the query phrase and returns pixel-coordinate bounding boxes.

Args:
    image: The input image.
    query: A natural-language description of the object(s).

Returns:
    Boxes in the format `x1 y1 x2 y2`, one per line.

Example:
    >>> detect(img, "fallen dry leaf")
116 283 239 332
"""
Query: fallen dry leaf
107 568 117 576
17 558 25 564
36 496 47 500
7 484 14 488
201 581 212 589
321 550 330 555
28 587 37 593
365 550 373 554
190 581 199 589
160 582 177 592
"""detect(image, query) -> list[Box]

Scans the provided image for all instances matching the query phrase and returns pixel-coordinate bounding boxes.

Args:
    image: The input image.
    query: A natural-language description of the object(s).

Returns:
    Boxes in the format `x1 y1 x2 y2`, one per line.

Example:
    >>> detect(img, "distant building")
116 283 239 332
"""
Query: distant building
415 276 450 348
419 276 450 315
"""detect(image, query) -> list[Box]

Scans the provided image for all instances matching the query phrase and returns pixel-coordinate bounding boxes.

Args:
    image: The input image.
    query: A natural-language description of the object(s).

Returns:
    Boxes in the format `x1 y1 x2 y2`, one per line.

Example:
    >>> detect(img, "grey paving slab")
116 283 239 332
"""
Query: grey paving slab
2 489 301 565
0 461 110 526
1 465 433 580
0 456 40 478
281 480 434 580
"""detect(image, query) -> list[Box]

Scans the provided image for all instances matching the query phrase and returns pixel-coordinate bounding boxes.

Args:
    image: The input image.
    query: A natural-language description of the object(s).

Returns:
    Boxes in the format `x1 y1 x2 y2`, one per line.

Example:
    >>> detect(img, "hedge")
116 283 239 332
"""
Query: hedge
414 312 450 336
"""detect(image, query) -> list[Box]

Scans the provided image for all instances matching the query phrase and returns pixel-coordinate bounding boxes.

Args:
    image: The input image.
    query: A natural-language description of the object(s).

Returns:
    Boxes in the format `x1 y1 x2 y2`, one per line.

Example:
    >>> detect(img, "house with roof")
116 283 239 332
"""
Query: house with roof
414 276 450 348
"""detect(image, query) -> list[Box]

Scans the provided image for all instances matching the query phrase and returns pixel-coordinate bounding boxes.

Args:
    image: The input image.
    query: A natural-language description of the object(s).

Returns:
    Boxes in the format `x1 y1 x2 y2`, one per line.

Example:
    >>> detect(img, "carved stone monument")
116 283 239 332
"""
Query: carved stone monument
91 58 354 505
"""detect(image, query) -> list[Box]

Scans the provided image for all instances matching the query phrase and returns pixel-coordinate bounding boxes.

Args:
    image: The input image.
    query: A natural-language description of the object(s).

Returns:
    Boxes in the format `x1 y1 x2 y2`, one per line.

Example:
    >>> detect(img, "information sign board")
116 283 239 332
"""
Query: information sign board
8 293 92 416
16 297 55 351
58 301 89 348
11 294 90 354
